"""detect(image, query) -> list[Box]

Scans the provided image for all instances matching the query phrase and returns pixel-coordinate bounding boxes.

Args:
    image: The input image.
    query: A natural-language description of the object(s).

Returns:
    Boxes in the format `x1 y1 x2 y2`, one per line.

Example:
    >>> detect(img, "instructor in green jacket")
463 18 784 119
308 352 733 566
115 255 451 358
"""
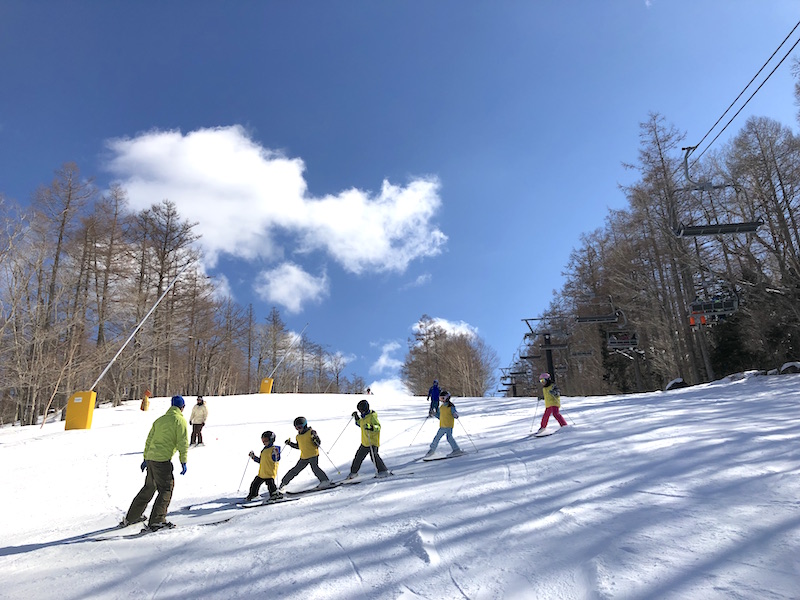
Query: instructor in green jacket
122 395 189 531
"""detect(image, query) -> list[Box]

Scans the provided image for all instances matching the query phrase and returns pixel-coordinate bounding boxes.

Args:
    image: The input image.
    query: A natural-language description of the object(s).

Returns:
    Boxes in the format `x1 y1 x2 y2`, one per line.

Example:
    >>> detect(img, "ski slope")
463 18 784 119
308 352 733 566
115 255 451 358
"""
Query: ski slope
1 373 799 599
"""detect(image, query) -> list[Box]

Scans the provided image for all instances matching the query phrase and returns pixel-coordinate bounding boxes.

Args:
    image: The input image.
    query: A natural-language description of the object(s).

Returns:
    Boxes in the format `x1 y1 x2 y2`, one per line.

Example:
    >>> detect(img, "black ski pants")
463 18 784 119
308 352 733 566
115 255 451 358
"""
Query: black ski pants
125 460 174 526
248 476 277 499
279 455 329 487
350 444 388 475
191 423 204 445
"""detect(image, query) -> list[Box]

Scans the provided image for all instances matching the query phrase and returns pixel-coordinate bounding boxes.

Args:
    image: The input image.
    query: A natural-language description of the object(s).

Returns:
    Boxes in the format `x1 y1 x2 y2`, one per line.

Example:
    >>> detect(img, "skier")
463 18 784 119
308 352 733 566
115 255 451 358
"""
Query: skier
426 379 441 418
189 395 208 446
347 399 390 479
122 395 189 531
424 391 463 457
278 417 331 491
245 431 282 502
535 372 568 435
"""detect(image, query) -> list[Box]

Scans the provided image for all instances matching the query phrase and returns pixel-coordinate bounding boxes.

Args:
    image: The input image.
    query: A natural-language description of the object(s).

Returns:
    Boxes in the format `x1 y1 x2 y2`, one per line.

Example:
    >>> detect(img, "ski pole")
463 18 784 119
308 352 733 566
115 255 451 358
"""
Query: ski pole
369 444 380 476
237 455 251 492
561 409 577 426
327 415 354 454
530 398 541 433
457 419 478 453
409 415 430 446
319 446 341 475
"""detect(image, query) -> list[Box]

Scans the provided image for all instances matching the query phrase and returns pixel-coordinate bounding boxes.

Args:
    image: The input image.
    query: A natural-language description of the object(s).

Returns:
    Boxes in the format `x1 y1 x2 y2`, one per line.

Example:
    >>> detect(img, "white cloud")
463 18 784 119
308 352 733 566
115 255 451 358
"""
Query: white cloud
369 341 404 375
253 262 328 314
210 273 233 301
105 126 447 313
413 317 478 339
106 126 307 267
400 273 432 290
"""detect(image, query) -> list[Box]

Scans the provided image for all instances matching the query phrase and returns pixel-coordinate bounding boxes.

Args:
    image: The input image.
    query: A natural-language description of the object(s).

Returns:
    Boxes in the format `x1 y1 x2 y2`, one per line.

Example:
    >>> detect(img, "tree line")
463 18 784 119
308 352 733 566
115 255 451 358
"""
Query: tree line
401 315 499 397
0 165 366 426
506 97 800 397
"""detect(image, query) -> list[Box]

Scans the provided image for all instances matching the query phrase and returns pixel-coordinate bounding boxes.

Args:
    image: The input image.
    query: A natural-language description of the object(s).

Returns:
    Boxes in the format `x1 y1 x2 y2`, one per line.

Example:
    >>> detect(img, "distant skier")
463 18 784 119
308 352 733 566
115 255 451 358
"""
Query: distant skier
347 399 390 479
245 431 282 502
424 391 463 457
189 396 208 446
426 379 441 418
278 417 331 491
536 373 568 435
122 395 189 531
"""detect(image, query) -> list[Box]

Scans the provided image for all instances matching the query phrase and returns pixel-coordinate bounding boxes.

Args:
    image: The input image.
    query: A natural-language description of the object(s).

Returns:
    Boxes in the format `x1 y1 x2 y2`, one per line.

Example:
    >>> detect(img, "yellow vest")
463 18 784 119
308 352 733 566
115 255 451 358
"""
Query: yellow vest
258 446 280 479
357 411 381 446
439 403 456 428
296 428 319 459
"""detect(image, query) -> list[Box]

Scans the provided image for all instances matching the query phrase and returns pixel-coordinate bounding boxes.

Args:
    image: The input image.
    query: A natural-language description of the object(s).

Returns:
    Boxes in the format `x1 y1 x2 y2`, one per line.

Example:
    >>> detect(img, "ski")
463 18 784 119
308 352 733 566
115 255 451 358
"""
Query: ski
337 471 414 485
236 495 299 509
283 481 342 496
532 427 568 438
181 498 242 512
423 451 466 462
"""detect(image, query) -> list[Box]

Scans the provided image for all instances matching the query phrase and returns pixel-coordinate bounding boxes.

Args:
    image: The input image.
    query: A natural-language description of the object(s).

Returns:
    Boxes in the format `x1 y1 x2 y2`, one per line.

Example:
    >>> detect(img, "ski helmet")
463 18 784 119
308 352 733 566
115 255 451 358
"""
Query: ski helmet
261 431 276 445
357 399 370 414
433 379 438 385
171 395 185 408
539 373 552 383
293 416 307 429
196 395 204 404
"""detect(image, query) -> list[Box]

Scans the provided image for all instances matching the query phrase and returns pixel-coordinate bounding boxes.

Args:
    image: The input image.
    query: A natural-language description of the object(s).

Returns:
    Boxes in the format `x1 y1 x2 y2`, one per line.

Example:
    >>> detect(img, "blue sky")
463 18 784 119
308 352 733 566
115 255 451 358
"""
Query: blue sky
1 2 798 392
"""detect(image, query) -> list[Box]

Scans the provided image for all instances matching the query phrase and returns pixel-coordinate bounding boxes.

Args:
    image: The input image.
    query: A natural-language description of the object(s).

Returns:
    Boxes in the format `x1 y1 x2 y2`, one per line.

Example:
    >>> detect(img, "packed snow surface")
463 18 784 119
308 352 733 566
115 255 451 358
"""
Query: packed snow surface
2 373 800 599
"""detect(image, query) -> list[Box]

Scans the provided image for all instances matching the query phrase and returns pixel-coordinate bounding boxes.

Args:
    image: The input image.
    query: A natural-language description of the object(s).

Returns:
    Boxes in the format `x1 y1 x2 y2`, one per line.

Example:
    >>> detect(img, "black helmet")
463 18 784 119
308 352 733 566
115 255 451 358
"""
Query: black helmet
261 431 275 445
293 416 307 429
357 399 369 414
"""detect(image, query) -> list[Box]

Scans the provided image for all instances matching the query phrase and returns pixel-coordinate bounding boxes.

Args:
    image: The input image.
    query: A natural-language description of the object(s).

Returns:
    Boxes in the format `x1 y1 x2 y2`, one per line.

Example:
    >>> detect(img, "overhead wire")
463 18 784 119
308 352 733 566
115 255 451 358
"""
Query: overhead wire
689 19 800 165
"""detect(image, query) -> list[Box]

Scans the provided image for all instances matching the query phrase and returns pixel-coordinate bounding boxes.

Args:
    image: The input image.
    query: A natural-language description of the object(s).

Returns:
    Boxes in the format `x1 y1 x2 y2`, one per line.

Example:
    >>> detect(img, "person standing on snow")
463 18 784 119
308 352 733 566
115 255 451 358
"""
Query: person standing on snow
245 431 282 502
347 399 390 479
278 417 331 491
426 379 441 418
189 396 208 446
536 372 568 435
122 395 189 531
425 391 464 457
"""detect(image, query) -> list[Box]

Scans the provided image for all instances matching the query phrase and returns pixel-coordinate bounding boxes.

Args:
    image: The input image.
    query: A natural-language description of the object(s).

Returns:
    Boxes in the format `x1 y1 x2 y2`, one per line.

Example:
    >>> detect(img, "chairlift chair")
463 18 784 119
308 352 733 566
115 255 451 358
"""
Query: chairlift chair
673 146 763 238
607 331 639 350
688 294 739 327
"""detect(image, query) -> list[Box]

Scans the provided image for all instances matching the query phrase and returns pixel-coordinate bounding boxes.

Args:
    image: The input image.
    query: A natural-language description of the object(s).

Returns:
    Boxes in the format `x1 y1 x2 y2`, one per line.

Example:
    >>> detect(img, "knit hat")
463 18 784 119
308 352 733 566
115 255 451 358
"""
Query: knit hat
171 395 185 408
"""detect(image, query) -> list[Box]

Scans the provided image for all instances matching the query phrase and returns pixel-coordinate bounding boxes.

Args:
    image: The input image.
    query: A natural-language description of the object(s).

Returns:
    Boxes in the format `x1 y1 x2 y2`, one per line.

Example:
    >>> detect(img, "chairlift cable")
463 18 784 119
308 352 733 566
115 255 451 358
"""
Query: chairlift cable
691 22 800 165
690 19 800 159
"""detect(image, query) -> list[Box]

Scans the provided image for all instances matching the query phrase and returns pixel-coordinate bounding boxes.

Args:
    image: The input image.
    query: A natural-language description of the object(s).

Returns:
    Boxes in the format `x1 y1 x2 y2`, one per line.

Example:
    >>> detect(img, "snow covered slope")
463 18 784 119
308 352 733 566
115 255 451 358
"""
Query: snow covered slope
1 373 799 599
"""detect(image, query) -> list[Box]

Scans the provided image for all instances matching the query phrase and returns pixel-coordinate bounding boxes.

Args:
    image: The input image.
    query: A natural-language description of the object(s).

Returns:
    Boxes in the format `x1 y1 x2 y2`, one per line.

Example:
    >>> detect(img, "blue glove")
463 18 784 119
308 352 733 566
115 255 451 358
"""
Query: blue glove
180 463 187 475
141 460 147 472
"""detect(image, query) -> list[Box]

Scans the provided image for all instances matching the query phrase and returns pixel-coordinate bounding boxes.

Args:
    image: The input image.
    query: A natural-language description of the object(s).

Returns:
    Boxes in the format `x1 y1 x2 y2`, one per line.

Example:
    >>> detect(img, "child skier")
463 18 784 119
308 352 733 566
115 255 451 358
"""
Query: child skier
278 417 331 491
536 372 568 435
347 399 390 479
245 431 282 502
424 391 464 457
